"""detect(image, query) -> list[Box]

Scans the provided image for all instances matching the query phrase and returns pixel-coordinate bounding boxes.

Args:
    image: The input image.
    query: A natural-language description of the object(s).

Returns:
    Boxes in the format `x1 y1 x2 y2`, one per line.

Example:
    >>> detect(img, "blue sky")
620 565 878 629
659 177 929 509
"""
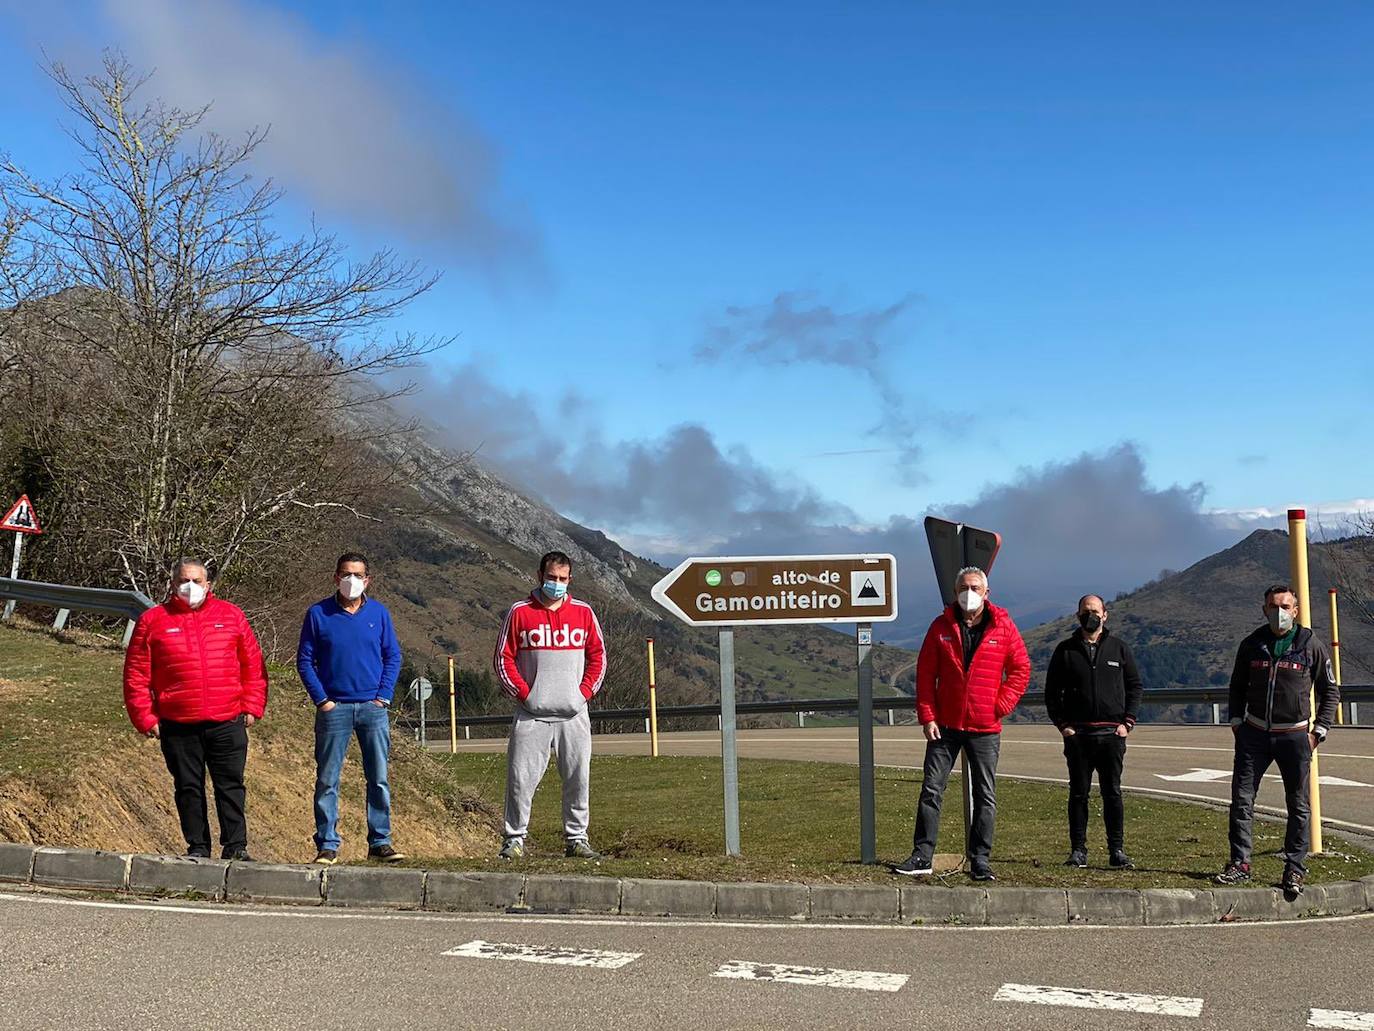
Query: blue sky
2 1 1371 617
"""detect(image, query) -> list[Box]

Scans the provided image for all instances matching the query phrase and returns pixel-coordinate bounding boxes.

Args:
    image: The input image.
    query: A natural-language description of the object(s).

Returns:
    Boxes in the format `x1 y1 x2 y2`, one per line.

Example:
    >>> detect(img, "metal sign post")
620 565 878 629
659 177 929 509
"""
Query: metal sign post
409 677 433 745
652 553 899 860
857 623 876 864
719 628 741 856
2 534 21 622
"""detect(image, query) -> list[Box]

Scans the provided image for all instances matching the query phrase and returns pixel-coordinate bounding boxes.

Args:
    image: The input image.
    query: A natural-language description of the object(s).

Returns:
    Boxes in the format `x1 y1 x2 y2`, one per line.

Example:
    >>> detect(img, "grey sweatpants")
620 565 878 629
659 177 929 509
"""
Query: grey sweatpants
503 707 591 841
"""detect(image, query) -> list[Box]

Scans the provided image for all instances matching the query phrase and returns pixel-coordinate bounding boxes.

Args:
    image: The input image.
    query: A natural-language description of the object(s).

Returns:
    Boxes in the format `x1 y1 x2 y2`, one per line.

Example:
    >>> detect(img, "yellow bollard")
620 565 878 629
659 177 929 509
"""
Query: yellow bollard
448 655 458 754
1330 589 1344 725
647 637 660 758
1288 508 1322 855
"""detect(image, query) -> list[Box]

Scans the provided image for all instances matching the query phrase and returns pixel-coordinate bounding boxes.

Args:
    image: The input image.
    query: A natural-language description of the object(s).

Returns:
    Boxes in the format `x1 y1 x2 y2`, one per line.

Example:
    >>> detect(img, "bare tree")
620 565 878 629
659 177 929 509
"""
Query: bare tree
0 53 447 598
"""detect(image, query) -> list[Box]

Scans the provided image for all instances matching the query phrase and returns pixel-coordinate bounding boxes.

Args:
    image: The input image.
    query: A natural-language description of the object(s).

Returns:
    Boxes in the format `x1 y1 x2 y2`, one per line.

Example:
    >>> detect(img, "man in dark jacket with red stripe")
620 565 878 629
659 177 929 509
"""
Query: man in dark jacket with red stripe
1045 594 1143 870
894 566 1031 881
123 558 268 861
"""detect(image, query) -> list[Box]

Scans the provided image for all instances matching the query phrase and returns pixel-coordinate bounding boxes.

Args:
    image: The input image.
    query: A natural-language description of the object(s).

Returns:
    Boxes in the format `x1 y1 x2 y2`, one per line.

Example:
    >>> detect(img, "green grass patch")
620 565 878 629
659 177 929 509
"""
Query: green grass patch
420 753 1374 888
0 620 131 783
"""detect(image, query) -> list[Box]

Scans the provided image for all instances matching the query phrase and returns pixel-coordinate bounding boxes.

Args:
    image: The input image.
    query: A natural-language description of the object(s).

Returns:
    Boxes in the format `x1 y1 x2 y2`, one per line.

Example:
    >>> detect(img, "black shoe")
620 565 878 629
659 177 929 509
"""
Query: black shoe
969 862 996 882
184 849 211 860
313 849 339 866
1064 849 1088 868
892 853 933 877
1109 850 1136 870
1215 861 1251 885
368 844 407 863
223 848 254 862
1282 866 1305 900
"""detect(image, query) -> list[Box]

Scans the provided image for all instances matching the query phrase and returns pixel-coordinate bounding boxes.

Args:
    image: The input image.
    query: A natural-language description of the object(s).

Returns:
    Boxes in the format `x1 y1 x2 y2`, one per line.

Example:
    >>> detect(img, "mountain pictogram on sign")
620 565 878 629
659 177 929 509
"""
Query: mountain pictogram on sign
0 494 42 535
850 570 886 606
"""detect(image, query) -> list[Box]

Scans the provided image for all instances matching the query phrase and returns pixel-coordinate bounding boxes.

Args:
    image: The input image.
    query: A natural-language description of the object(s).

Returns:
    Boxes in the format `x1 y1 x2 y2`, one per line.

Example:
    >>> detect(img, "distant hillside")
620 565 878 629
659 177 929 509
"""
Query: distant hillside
1018 530 1374 717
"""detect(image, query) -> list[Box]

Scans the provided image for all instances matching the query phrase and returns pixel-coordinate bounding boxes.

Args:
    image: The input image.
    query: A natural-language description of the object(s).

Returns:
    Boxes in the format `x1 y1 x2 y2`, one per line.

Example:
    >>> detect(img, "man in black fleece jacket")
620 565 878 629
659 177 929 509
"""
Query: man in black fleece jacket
1044 594 1143 870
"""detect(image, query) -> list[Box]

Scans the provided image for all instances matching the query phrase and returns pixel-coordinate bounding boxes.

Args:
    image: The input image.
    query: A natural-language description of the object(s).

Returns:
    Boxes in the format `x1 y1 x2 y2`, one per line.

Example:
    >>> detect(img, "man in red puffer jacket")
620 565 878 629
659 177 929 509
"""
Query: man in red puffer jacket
123 558 269 861
893 565 1030 882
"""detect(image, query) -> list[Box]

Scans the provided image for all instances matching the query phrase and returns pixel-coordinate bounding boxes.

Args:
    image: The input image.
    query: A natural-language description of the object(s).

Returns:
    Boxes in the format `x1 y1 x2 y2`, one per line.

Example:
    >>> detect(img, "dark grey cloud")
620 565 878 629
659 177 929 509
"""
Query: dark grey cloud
418 364 851 541
16 0 540 274
940 444 1242 625
694 291 928 484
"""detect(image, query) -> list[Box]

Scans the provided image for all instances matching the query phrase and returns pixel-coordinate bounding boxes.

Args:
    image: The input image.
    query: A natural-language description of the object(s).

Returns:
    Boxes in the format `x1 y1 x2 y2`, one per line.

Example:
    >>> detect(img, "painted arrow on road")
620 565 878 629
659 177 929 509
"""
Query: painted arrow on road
1155 768 1371 787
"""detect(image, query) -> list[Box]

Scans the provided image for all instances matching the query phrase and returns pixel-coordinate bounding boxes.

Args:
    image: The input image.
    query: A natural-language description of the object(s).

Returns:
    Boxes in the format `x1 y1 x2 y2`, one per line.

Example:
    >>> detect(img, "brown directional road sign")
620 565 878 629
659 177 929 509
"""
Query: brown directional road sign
651 553 898 628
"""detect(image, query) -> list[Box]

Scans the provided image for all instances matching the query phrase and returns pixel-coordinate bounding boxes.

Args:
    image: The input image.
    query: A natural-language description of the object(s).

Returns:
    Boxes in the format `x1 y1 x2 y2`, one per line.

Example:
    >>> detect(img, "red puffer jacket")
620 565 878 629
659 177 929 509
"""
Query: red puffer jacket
915 603 1031 733
123 593 269 734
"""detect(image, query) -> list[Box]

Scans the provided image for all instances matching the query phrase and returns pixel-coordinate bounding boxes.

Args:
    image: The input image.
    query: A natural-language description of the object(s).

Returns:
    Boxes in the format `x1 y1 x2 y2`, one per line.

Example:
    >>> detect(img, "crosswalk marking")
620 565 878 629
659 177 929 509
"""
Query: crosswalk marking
443 939 641 969
994 982 1204 1017
1311 1010 1374 1030
711 959 909 992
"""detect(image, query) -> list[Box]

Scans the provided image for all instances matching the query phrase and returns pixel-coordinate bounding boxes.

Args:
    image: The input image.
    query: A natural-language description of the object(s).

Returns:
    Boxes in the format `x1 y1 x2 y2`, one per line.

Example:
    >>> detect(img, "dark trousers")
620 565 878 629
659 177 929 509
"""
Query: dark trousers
1229 722 1312 874
912 728 1001 863
1063 732 1126 852
159 717 249 856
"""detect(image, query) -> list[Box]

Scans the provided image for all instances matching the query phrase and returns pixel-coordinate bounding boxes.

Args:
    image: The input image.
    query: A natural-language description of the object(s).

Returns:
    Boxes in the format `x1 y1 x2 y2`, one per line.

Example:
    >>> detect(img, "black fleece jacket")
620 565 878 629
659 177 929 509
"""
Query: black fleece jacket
1044 629 1144 731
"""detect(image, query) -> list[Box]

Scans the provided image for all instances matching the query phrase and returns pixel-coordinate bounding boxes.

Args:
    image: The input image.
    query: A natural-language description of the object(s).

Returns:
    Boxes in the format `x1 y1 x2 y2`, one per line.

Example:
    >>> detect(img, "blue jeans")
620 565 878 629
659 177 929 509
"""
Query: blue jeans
314 701 392 851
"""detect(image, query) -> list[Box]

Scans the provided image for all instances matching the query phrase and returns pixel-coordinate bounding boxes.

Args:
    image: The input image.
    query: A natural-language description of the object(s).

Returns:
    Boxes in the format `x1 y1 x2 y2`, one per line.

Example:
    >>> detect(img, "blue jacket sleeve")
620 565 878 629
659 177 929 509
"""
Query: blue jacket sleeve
377 608 402 702
297 608 329 705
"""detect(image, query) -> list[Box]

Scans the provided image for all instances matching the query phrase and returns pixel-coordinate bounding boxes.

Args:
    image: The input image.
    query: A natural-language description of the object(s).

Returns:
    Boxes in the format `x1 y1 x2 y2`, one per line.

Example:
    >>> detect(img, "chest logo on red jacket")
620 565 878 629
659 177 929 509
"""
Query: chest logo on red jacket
519 625 588 649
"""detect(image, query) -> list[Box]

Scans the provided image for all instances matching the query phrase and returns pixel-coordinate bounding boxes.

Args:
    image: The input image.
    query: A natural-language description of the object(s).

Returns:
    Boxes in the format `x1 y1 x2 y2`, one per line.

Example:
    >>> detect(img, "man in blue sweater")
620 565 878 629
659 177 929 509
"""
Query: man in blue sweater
297 552 404 865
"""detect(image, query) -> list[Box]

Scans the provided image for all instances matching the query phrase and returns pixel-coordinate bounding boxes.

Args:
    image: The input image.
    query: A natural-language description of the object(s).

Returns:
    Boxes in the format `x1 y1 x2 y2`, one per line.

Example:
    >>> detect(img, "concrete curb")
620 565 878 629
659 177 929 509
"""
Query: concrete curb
1 843 1372 927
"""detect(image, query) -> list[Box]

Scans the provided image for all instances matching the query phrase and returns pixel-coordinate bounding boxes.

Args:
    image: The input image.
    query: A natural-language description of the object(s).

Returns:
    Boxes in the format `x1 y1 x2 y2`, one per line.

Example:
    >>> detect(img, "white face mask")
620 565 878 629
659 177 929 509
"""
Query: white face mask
958 588 983 613
176 581 207 608
1268 606 1294 635
338 575 366 601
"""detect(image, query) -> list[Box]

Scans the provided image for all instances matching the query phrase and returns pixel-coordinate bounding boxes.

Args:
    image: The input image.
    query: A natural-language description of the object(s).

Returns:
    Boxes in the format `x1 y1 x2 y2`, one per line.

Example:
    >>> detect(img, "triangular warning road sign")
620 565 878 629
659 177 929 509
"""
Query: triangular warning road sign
1 494 42 535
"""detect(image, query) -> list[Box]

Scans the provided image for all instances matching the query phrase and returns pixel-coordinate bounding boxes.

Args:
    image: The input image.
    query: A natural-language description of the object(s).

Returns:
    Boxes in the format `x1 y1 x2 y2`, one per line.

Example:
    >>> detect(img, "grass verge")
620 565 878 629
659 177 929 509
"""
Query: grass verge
420 752 1374 888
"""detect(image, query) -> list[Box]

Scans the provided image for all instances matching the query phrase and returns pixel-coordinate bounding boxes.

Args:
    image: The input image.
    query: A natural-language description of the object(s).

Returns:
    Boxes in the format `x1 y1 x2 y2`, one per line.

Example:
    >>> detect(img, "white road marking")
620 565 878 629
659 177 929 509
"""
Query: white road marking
443 939 640 968
1155 768 1371 787
994 982 1203 1016
1310 1009 1374 1029
969 771 1374 836
1156 768 1233 783
712 959 908 992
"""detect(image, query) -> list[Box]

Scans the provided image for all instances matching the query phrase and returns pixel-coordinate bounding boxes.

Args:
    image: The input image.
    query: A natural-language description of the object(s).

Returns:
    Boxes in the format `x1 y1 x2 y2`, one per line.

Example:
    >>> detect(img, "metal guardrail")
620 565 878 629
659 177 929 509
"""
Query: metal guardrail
0 576 154 645
423 685 1374 733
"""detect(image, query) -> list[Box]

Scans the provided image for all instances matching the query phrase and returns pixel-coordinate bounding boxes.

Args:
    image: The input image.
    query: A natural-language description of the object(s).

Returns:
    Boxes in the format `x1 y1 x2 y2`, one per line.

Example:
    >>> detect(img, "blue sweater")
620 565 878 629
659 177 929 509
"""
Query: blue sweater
297 596 403 705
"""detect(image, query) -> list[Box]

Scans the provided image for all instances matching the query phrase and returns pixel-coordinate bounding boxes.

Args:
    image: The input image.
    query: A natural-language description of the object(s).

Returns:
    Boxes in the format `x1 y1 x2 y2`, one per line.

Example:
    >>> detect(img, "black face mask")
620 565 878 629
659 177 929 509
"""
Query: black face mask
1078 612 1103 633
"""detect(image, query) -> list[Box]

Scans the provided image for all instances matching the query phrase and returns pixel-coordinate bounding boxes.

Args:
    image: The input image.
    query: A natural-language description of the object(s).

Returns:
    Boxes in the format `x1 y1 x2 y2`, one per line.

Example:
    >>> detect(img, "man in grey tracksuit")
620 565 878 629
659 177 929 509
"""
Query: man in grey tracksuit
493 550 607 860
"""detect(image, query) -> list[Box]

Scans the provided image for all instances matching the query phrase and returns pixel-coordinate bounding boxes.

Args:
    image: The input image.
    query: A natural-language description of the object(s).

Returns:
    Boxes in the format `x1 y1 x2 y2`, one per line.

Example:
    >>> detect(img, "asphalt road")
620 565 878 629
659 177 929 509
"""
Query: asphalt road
2 888 1370 1030
445 724 1374 833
